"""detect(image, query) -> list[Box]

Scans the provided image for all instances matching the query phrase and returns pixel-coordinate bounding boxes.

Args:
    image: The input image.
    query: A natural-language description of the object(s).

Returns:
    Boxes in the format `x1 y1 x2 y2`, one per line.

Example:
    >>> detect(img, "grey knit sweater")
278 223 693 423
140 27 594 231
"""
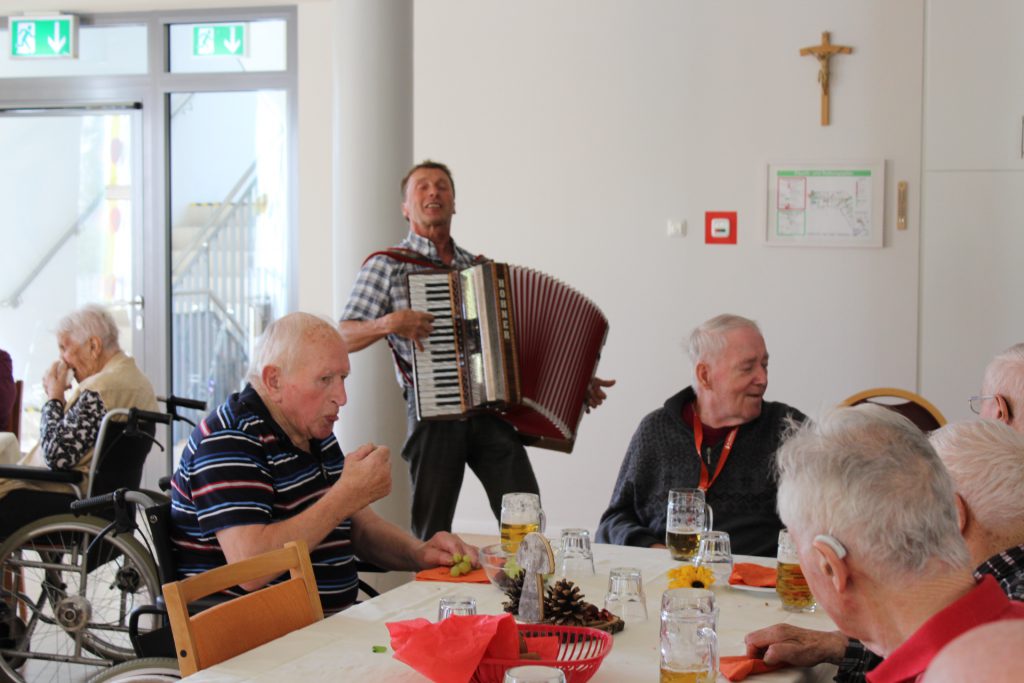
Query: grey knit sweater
595 386 805 557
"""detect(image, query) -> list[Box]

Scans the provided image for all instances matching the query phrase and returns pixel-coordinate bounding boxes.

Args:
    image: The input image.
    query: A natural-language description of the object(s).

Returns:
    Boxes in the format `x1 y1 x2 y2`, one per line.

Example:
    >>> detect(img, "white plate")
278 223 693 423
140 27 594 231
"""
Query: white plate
728 583 777 593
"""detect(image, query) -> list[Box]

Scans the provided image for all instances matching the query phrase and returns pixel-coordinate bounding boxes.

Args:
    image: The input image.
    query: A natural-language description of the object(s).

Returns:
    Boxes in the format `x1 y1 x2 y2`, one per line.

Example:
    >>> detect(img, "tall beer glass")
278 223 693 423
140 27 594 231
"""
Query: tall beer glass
776 529 815 612
666 489 713 563
500 492 545 553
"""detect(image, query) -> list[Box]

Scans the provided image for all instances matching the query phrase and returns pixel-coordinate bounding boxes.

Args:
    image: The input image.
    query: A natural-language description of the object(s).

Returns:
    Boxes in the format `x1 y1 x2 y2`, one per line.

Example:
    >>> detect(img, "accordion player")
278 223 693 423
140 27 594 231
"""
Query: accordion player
408 261 608 453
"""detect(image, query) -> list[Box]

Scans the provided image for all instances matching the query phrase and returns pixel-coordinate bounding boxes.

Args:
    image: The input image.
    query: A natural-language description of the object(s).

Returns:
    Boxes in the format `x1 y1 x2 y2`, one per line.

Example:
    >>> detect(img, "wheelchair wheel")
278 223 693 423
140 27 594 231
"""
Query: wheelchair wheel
86 657 180 682
0 514 161 683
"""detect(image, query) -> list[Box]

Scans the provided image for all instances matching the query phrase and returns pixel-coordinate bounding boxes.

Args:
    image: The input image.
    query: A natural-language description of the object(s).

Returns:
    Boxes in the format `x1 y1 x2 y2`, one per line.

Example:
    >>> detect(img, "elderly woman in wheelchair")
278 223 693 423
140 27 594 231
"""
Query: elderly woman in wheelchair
0 304 167 683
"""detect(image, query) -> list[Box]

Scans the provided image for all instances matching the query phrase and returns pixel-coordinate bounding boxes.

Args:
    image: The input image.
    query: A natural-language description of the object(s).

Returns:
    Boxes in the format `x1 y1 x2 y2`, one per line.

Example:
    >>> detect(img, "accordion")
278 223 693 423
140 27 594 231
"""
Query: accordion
408 262 608 453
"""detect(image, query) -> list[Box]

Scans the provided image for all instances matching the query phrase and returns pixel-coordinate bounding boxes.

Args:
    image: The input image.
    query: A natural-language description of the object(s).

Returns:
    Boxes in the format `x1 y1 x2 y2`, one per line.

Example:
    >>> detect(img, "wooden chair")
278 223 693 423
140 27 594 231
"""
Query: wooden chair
162 540 324 676
840 387 947 432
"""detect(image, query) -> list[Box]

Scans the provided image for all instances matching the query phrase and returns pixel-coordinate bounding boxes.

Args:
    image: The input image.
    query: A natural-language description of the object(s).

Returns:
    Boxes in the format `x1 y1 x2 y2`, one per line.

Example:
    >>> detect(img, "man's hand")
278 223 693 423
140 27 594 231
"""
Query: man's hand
43 361 70 402
584 377 615 412
744 624 848 667
387 310 435 351
413 532 480 570
337 443 392 510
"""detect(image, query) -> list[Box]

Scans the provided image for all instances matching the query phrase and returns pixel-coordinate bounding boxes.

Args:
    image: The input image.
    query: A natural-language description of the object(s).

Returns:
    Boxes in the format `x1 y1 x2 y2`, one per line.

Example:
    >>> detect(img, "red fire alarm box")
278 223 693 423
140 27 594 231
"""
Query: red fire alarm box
705 211 737 245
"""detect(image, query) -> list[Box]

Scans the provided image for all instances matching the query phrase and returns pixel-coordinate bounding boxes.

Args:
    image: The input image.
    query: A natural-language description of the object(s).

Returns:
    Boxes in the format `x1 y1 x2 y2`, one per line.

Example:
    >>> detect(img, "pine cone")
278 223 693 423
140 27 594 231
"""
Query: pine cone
502 572 525 615
543 579 588 626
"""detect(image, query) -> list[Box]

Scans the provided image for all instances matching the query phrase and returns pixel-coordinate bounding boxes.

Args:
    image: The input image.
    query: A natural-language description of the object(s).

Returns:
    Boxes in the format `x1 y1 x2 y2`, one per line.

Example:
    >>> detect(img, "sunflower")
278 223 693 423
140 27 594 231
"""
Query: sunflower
667 565 716 589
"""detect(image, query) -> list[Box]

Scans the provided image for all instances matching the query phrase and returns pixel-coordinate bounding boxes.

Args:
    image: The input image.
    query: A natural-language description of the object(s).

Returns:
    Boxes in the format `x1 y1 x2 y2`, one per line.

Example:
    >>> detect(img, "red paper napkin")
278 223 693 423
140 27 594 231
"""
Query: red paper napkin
719 655 788 681
387 613 519 683
415 566 490 583
729 563 777 587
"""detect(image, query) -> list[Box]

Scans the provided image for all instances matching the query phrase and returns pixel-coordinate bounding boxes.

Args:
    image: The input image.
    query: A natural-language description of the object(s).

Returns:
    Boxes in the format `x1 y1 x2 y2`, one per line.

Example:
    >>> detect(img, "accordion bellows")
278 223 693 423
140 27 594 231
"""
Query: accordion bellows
409 262 608 453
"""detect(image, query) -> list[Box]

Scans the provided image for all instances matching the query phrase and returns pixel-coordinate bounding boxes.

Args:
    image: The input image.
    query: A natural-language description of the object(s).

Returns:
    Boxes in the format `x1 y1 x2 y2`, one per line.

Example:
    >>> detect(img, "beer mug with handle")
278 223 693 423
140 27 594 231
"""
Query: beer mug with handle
501 492 546 553
666 489 714 563
659 606 718 682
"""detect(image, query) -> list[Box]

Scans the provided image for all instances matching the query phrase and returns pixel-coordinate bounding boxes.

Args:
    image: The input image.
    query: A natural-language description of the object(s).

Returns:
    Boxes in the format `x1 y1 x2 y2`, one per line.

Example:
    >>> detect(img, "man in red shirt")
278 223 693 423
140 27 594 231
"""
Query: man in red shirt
769 405 1024 683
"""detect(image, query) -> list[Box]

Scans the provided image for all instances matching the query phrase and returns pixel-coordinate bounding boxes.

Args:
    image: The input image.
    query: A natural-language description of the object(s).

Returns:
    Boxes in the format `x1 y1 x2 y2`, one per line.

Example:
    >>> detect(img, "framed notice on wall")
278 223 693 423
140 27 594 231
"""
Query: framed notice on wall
766 161 885 247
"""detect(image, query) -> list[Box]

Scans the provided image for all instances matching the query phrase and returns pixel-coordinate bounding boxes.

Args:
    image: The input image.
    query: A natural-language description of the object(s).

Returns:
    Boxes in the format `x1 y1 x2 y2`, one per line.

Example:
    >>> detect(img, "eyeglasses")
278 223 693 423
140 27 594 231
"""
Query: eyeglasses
968 395 998 414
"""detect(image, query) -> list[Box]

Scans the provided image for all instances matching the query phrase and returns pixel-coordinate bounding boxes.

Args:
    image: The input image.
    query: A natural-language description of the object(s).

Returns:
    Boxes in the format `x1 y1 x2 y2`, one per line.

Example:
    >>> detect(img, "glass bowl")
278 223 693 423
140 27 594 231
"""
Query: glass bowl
479 543 520 592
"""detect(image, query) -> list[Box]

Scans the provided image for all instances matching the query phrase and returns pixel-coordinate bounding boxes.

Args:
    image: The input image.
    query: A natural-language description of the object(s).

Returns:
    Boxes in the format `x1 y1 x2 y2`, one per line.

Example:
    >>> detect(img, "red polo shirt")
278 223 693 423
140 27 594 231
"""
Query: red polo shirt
866 575 1024 683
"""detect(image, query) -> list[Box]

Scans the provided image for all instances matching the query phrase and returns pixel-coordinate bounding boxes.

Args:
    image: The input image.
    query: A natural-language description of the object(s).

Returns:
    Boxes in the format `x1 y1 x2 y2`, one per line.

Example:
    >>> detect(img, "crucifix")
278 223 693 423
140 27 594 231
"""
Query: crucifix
799 31 853 126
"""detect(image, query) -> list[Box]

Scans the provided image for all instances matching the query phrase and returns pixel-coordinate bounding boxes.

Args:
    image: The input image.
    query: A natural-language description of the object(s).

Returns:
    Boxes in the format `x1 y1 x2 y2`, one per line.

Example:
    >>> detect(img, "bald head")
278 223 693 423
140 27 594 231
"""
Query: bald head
922 620 1024 683
248 312 347 391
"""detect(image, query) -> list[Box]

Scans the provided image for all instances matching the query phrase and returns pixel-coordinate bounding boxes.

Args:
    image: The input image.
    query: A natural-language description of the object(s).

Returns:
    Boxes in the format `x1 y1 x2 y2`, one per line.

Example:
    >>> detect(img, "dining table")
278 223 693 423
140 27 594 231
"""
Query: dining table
181 540 839 682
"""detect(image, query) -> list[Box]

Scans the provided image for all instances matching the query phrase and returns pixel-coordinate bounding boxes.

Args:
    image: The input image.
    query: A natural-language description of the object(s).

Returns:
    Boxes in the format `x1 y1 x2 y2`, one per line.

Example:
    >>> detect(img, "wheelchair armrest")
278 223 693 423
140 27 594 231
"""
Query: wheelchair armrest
0 465 82 483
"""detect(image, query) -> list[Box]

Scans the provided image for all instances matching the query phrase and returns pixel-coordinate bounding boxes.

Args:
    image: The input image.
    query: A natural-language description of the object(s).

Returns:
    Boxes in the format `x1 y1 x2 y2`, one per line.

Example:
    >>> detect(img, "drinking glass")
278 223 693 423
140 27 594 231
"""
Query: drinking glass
503 665 566 683
556 528 595 578
500 492 546 553
437 595 477 620
697 530 734 586
666 488 713 563
660 588 718 631
659 607 718 683
776 529 815 612
604 566 648 622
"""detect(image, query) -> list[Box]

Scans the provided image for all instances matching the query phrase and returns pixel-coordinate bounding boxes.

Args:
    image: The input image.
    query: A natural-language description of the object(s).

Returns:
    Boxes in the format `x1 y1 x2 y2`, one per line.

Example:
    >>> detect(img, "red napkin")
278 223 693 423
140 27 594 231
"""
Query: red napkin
415 566 490 583
729 563 777 587
523 635 559 661
719 655 788 681
387 613 518 683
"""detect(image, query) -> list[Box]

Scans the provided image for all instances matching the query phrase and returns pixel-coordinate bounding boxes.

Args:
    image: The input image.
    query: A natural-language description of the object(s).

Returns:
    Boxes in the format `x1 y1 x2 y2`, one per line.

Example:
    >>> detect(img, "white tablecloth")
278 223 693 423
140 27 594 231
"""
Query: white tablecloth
182 544 837 682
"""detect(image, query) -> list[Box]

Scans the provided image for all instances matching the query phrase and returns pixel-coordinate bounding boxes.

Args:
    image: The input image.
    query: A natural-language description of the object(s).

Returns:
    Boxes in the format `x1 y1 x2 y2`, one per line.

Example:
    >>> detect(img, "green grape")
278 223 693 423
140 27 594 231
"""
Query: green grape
458 560 472 574
450 565 462 577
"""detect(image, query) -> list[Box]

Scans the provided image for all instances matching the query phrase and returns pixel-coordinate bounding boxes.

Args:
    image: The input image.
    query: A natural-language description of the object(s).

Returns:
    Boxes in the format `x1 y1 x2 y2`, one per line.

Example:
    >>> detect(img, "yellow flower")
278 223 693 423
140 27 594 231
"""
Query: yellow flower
667 565 716 589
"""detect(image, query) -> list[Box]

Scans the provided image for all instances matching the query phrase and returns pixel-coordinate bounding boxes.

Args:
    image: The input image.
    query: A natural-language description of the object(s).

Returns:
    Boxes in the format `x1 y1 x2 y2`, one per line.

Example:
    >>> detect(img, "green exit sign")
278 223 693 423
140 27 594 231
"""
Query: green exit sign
10 15 79 59
192 24 248 58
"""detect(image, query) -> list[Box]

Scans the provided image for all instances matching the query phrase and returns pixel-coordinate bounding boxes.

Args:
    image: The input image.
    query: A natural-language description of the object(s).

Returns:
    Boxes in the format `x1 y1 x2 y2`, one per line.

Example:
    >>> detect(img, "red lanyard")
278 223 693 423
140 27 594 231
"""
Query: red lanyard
691 411 738 491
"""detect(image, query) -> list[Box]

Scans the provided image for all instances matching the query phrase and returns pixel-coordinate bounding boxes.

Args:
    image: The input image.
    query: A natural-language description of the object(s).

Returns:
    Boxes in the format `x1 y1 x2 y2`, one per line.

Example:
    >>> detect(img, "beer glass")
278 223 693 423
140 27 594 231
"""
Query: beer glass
556 528 595 579
776 529 815 612
437 596 477 620
500 492 545 553
666 489 713 563
659 605 718 683
697 530 734 586
503 666 566 683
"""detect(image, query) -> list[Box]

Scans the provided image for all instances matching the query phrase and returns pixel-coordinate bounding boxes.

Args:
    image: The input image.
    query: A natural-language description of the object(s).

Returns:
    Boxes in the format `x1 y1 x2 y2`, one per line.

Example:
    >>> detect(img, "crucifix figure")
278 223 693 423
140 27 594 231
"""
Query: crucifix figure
799 31 853 126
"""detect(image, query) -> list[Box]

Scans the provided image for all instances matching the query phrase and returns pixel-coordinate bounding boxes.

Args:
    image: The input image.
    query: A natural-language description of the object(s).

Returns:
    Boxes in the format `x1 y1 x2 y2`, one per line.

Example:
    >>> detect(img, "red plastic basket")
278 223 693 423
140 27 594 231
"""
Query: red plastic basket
472 623 613 683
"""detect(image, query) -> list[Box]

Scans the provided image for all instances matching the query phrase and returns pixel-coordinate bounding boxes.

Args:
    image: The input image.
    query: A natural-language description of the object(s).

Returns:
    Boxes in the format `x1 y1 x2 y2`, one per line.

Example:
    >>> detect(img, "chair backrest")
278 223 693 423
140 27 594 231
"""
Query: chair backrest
8 379 22 439
840 387 947 432
87 408 158 498
162 540 323 676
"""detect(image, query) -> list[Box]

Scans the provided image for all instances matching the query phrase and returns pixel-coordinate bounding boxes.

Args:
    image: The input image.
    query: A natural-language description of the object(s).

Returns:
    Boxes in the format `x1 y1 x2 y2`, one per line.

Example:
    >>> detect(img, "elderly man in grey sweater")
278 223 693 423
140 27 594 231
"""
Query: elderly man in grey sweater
596 314 805 557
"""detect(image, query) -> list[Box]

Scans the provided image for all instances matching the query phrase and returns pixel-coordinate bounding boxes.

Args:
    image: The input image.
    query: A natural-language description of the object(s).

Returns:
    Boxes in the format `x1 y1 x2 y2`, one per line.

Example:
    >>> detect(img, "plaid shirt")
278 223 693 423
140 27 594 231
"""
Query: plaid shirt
340 231 478 388
834 544 1024 681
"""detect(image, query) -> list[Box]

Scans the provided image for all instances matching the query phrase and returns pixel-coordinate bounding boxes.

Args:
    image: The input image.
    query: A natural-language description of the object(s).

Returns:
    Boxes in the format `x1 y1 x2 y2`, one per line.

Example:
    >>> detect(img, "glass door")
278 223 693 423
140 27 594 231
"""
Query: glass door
0 106 145 450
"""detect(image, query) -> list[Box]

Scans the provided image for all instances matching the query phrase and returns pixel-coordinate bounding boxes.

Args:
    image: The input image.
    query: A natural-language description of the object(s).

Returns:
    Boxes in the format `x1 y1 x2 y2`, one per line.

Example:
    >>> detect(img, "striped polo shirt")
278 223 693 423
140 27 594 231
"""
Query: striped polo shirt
169 384 357 613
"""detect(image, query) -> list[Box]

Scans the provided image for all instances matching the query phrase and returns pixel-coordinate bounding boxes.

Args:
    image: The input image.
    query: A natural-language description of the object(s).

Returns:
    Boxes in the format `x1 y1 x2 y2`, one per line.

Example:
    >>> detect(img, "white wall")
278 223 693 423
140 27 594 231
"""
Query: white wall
413 0 925 533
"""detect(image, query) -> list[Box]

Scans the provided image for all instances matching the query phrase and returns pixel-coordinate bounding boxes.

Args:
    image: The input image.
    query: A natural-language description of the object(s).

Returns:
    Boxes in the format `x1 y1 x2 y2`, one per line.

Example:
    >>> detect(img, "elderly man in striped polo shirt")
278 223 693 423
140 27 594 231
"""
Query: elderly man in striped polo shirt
170 312 476 613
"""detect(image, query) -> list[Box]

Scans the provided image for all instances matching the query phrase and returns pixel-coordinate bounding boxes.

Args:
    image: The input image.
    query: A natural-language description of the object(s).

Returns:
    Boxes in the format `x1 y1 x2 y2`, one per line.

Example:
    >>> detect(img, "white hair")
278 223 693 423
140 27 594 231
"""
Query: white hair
687 314 761 366
56 304 121 352
983 343 1024 416
930 419 1024 534
247 312 341 389
776 404 970 578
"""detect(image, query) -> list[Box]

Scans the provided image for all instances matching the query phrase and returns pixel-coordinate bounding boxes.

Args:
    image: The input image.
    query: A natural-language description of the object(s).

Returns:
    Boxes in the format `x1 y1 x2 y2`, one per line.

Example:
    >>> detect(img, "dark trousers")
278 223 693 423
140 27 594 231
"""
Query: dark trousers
403 392 539 540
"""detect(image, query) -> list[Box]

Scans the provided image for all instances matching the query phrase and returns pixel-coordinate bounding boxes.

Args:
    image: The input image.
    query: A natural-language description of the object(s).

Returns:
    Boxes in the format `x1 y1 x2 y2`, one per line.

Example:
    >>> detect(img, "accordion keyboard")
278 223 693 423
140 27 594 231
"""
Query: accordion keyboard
409 272 464 418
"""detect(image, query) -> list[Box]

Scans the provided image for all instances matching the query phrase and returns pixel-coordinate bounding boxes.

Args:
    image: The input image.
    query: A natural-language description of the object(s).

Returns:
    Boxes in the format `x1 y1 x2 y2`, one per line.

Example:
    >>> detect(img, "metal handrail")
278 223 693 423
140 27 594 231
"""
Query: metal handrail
1 189 105 308
171 161 258 283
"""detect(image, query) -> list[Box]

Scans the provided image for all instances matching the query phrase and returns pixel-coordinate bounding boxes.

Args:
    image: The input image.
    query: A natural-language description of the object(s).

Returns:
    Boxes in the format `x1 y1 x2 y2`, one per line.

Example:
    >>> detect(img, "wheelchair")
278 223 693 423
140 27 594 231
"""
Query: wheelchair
0 396 206 683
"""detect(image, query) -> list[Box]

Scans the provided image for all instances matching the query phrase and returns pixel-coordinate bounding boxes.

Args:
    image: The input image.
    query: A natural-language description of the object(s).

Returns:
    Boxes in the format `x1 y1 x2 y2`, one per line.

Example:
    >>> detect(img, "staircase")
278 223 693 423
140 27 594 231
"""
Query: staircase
170 162 276 427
